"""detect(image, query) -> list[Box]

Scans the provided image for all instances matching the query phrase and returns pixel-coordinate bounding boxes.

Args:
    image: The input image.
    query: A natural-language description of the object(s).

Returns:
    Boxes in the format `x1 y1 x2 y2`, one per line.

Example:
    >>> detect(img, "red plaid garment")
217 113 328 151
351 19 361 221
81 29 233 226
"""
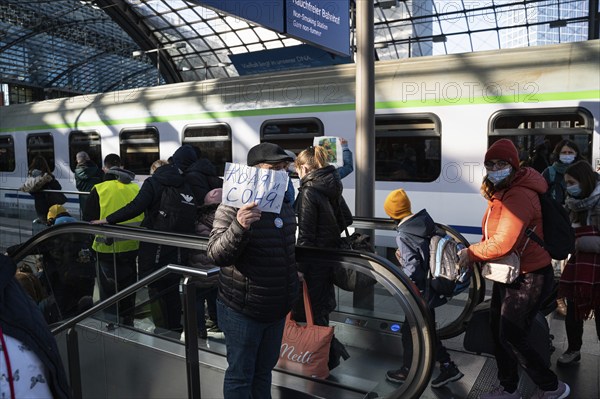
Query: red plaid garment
559 225 600 320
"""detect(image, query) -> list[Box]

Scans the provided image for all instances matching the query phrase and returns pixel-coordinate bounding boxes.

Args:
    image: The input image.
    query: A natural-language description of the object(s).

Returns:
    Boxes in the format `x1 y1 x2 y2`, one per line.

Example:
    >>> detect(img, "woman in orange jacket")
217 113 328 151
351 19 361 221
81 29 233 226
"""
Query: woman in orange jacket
458 139 569 399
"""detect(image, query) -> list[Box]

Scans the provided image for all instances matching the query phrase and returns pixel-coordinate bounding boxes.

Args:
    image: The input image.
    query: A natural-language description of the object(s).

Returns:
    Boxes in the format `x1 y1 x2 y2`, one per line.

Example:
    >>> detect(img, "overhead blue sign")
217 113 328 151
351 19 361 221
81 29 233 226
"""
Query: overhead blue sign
230 44 352 76
195 1 285 32
286 0 350 56
193 0 351 57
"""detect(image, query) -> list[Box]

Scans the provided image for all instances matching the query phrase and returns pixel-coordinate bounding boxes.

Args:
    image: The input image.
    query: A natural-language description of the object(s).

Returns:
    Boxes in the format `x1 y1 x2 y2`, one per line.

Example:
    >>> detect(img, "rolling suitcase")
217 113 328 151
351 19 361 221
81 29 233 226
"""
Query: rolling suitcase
463 299 552 367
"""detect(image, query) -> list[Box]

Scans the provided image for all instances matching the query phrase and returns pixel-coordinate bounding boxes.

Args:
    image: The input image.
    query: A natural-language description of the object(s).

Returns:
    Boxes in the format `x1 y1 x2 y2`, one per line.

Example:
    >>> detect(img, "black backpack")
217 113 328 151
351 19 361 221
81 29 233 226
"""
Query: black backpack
152 183 197 234
525 191 575 260
428 233 471 298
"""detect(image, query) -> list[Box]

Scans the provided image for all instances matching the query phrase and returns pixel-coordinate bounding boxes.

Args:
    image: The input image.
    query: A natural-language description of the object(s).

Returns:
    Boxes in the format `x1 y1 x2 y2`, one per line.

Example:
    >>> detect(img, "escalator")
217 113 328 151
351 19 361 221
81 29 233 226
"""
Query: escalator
8 221 485 399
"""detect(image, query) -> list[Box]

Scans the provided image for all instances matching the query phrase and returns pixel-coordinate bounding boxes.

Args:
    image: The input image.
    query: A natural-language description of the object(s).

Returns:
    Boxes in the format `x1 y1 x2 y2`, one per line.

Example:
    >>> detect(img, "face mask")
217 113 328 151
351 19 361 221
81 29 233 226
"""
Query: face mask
559 154 576 164
287 163 296 174
566 184 582 197
487 166 512 185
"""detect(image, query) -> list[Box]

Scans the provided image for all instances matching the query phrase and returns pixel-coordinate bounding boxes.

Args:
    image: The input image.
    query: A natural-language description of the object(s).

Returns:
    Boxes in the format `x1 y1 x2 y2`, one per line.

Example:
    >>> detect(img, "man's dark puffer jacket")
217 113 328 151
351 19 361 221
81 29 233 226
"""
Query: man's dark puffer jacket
207 201 299 322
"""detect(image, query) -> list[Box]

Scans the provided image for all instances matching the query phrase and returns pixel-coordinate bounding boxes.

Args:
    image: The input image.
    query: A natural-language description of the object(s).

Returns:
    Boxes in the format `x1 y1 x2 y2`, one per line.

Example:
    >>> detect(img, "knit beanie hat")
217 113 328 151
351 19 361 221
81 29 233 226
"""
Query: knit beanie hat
485 139 520 169
204 188 223 205
384 189 412 220
47 204 68 221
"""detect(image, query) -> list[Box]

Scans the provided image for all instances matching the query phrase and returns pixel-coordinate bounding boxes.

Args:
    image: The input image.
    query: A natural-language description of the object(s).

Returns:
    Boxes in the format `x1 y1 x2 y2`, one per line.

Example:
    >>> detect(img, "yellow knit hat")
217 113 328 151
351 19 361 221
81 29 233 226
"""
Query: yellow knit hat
47 204 67 221
384 189 412 220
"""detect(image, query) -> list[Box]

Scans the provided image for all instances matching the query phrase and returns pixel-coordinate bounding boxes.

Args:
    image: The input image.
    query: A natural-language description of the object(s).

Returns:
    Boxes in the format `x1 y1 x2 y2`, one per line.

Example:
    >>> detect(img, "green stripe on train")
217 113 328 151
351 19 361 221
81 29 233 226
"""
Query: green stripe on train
1 90 598 133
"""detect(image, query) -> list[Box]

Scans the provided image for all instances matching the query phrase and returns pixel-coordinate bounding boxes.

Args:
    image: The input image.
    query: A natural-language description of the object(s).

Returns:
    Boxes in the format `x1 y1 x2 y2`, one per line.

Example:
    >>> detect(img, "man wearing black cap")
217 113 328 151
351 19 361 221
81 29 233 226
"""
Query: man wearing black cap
208 142 299 399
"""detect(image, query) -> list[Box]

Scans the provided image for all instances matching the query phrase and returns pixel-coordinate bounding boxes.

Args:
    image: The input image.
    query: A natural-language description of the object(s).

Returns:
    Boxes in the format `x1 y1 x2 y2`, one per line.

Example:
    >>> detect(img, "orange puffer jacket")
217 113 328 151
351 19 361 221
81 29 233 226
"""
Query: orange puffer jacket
468 167 552 273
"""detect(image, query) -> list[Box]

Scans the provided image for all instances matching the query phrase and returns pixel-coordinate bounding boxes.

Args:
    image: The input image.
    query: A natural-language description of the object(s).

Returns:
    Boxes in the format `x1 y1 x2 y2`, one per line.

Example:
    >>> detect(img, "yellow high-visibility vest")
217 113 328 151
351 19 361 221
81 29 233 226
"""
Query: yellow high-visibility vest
92 180 144 253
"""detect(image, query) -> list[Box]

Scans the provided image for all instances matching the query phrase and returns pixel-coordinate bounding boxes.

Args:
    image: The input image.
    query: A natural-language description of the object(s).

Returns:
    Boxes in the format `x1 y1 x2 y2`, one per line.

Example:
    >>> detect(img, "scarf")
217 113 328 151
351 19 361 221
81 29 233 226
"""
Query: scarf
551 162 569 175
559 225 600 320
565 182 600 226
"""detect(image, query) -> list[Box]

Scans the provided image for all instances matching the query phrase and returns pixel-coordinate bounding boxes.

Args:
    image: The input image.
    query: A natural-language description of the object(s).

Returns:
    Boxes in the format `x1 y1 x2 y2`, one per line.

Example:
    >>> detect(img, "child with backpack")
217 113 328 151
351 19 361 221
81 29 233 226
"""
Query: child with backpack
383 189 464 388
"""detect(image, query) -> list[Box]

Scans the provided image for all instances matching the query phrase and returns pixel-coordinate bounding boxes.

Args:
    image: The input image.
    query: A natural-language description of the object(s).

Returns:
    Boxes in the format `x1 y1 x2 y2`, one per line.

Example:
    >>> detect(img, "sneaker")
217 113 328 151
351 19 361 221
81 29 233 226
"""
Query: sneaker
205 319 217 330
557 350 580 365
480 386 522 399
532 381 570 399
207 326 223 337
431 362 464 388
180 329 208 342
385 366 409 383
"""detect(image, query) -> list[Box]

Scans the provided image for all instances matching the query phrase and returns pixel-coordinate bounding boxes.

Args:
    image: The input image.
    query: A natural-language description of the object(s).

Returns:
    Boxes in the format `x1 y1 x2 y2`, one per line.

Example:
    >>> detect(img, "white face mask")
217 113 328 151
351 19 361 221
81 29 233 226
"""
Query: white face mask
487 166 512 185
559 154 576 164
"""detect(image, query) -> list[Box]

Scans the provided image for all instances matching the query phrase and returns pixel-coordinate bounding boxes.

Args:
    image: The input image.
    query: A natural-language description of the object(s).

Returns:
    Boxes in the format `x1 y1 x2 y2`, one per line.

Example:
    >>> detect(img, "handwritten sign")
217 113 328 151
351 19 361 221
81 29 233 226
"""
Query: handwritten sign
313 136 343 167
222 163 289 213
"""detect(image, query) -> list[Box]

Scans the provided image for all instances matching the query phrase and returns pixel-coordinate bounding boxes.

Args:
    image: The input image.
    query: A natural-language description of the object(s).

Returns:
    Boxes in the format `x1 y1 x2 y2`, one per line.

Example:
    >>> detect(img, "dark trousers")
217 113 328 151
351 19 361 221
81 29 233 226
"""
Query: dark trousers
564 298 600 351
402 306 450 369
138 243 185 331
490 265 557 392
97 250 138 325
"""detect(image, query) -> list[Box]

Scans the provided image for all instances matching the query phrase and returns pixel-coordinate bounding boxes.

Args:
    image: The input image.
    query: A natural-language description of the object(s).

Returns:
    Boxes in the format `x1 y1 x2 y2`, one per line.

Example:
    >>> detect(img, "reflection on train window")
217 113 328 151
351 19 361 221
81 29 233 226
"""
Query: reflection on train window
375 114 441 182
490 107 593 173
26 133 55 171
68 131 102 172
0 135 16 172
183 123 232 176
120 128 159 176
260 118 324 155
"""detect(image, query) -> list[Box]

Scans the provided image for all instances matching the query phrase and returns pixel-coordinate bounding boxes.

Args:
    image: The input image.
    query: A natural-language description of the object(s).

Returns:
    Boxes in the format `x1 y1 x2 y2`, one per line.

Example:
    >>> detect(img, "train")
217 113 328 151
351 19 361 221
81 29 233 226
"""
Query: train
1 39 599 244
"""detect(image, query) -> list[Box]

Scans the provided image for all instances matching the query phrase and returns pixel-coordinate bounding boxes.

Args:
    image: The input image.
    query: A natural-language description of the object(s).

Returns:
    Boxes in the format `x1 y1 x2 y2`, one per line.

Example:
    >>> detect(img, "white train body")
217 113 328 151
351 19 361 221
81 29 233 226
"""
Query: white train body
1 40 599 243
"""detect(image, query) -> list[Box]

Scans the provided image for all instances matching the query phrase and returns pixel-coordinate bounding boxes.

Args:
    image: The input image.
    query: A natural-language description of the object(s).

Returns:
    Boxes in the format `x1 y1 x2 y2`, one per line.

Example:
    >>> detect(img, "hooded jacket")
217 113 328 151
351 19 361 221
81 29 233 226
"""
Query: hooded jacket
395 209 437 292
185 158 223 206
296 165 351 252
0 254 71 399
295 165 352 321
468 167 551 273
106 164 188 229
74 160 104 192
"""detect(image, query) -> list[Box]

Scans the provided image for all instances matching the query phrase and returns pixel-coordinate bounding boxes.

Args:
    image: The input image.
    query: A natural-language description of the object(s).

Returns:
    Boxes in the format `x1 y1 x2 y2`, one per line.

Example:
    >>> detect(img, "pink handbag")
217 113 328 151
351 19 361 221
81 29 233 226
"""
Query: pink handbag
276 280 334 379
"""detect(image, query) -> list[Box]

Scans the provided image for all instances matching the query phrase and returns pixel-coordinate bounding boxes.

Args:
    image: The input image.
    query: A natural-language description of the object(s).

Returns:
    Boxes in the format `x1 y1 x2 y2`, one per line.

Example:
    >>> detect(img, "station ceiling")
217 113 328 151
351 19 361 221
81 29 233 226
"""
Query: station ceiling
0 0 598 96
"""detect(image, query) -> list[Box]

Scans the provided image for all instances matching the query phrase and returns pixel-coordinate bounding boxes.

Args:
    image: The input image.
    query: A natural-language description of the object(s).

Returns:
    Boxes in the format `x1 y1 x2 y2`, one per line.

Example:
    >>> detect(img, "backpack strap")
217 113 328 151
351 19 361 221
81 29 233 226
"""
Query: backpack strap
548 166 556 184
525 227 545 249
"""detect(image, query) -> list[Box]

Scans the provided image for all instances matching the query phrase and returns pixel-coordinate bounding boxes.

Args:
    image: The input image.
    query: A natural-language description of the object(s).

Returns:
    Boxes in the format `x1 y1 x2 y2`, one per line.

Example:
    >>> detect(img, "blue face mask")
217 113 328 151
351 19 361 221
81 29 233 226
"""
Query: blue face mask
487 167 512 185
566 184 582 197
559 154 576 164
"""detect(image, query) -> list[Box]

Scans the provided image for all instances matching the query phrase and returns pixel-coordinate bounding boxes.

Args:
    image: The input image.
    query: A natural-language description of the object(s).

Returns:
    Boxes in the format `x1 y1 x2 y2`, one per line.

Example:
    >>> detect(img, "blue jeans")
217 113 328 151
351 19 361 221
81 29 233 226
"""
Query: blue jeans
217 299 285 399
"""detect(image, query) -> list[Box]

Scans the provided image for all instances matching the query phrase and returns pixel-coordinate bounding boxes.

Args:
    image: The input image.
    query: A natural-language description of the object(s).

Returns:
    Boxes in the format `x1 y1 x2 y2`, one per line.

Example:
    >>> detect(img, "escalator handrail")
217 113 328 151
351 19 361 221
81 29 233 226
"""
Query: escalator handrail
13 222 437 399
51 263 219 335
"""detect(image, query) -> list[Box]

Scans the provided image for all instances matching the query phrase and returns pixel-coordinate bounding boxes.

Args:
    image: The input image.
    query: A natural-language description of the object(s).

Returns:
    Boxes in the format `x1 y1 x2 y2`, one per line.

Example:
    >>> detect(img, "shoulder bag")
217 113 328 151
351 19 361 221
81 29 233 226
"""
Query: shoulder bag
277 280 334 379
480 210 534 284
330 199 377 291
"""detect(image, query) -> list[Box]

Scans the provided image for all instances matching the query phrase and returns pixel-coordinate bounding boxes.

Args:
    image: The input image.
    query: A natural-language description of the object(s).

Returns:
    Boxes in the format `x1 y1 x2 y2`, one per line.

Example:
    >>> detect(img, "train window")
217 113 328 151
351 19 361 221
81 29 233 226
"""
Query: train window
260 118 324 155
0 136 15 172
120 128 159 176
375 114 441 182
68 131 102 172
26 133 55 171
183 123 232 176
490 107 593 171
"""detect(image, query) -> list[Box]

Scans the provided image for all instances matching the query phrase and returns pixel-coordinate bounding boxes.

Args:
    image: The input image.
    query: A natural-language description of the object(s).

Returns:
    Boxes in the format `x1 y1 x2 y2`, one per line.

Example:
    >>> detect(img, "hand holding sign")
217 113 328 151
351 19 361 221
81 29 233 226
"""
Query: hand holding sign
237 202 262 229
